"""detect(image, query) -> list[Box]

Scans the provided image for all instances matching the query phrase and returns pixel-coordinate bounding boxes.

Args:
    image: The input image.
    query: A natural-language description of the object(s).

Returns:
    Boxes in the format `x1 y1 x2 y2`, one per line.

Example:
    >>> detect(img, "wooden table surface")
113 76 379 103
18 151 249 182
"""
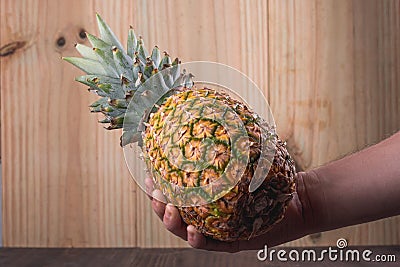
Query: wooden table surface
0 247 399 267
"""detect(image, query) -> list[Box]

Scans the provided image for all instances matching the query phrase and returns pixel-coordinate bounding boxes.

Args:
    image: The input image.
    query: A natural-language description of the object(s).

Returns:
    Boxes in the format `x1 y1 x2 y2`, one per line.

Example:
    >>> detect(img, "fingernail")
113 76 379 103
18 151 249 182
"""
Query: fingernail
187 225 195 240
188 230 194 241
152 189 166 203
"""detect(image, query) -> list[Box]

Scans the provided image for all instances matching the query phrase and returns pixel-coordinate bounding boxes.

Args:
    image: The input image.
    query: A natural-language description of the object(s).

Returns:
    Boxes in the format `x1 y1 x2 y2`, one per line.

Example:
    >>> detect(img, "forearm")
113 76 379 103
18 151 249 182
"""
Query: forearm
298 131 400 234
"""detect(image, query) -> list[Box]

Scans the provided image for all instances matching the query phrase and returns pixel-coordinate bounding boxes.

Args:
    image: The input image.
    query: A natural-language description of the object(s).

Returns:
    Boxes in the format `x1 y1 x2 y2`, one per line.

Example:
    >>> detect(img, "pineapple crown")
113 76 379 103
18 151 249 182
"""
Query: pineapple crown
63 14 193 146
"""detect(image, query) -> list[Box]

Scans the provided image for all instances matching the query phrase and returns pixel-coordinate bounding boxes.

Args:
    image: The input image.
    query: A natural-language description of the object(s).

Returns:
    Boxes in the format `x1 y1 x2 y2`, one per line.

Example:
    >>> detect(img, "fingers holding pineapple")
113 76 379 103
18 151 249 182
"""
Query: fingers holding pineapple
149 197 241 249
186 225 240 253
163 204 188 241
145 177 165 219
148 173 311 252
146 177 188 240
150 190 166 220
160 192 301 253
147 176 245 247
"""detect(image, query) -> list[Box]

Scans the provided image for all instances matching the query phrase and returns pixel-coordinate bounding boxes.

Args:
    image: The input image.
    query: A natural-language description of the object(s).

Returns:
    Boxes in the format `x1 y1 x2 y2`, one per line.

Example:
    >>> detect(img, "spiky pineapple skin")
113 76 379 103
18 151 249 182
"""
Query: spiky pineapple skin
143 87 296 241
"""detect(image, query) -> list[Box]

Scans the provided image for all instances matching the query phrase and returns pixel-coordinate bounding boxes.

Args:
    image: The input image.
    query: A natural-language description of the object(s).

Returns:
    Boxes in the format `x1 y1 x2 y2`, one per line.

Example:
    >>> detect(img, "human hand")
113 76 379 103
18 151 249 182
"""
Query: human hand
146 131 400 252
146 172 315 253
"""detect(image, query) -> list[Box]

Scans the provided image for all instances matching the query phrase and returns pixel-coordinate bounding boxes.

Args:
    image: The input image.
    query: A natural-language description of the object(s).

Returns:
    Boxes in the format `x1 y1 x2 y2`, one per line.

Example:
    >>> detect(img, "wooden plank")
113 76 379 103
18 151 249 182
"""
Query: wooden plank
268 0 400 246
1 0 399 248
0 0 139 247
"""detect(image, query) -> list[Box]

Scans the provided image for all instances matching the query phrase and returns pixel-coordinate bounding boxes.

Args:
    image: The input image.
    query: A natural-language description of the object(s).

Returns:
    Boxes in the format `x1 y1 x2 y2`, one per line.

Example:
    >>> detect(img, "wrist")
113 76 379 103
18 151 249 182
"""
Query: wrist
295 170 326 235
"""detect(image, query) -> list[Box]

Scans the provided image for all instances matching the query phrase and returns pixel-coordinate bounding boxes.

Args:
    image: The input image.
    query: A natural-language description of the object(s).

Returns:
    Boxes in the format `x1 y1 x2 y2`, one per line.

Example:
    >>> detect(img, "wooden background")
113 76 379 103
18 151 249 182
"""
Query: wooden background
1 0 399 247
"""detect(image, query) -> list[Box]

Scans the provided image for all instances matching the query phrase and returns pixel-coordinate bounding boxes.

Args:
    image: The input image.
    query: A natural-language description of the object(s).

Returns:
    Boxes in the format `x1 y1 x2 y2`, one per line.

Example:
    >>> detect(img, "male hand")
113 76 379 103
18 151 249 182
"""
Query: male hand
146 172 314 252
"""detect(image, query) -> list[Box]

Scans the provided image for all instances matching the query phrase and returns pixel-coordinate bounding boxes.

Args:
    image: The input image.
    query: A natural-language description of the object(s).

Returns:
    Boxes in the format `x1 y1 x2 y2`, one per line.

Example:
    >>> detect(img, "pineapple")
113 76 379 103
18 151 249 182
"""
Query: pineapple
64 14 296 241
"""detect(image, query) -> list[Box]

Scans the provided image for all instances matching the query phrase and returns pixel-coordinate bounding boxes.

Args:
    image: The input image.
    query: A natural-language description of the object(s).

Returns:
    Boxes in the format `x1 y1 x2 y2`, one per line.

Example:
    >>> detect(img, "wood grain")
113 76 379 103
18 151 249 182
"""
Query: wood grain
268 0 400 246
1 0 139 247
1 0 399 247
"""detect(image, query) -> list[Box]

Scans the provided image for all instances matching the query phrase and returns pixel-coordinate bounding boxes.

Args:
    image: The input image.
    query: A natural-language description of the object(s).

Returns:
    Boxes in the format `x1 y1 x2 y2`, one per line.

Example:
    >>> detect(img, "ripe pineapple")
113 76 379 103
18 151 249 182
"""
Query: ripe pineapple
64 14 296 241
